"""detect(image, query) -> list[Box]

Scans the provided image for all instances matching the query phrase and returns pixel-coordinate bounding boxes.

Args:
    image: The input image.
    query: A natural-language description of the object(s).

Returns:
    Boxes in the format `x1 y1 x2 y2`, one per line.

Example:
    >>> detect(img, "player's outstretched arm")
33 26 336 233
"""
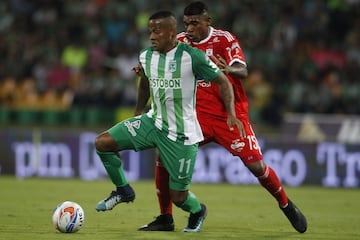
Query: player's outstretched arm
212 73 246 138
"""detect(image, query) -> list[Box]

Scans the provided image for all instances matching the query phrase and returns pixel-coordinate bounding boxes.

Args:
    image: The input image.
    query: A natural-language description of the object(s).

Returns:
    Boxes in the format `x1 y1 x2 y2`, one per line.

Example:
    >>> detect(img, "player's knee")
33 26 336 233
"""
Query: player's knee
95 134 104 151
95 132 117 152
247 161 266 177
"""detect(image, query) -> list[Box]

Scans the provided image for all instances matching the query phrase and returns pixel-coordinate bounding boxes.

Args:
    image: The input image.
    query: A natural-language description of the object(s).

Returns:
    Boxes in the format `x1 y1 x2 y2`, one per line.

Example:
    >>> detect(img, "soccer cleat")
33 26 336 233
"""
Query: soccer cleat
138 214 175 231
95 188 135 211
281 198 307 233
183 203 207 233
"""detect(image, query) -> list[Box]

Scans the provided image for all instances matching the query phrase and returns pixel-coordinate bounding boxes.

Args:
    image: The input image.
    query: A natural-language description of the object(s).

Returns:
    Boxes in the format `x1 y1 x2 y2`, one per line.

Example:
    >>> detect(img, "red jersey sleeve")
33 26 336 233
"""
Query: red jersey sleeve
216 30 246 67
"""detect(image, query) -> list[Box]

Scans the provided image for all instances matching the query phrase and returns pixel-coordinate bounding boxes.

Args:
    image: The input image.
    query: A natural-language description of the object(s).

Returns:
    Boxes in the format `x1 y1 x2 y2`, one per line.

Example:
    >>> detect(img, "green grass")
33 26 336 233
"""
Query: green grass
0 176 359 240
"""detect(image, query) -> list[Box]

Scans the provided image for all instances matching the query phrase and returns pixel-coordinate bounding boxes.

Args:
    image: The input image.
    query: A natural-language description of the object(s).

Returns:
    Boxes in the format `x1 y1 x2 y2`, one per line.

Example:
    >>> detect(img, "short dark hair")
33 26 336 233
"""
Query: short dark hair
184 1 208 16
149 10 175 20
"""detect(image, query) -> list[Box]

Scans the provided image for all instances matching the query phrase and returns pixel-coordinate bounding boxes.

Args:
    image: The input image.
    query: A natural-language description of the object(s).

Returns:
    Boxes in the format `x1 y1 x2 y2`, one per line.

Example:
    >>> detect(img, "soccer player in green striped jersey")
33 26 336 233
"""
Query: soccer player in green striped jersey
94 10 243 232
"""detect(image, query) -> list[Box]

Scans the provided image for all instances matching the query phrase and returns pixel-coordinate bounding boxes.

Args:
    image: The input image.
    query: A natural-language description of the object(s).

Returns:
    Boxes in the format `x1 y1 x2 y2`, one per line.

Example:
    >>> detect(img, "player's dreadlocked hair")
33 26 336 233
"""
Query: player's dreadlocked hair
184 1 208 16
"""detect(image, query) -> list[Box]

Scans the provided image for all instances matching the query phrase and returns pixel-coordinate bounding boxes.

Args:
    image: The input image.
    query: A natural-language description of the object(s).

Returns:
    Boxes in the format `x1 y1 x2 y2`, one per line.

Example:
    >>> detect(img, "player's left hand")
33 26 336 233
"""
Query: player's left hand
215 55 231 75
227 114 246 139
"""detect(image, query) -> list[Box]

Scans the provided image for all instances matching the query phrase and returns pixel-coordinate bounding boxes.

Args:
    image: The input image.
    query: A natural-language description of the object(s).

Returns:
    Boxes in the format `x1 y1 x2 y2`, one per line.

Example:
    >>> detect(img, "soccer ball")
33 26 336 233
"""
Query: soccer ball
52 201 85 233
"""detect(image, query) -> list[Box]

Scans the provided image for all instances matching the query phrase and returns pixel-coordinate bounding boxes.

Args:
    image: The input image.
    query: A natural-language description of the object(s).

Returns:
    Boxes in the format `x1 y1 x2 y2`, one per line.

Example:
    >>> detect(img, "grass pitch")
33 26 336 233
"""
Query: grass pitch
0 176 359 240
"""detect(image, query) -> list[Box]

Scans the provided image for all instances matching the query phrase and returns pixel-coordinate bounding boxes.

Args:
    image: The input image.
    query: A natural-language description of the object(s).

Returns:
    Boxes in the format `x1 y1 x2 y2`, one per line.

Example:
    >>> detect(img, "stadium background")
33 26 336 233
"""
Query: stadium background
0 0 359 188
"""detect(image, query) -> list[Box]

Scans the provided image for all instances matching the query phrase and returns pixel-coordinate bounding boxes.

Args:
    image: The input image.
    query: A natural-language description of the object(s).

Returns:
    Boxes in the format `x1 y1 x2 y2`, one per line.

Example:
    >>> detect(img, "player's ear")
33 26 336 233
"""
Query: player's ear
170 29 177 39
207 17 211 26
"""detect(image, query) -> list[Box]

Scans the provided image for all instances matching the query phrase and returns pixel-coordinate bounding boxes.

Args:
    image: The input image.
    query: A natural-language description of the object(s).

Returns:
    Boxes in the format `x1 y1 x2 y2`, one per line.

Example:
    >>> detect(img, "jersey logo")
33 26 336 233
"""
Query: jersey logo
169 60 177 72
124 120 141 137
197 80 211 88
206 48 213 56
213 37 220 43
230 139 245 152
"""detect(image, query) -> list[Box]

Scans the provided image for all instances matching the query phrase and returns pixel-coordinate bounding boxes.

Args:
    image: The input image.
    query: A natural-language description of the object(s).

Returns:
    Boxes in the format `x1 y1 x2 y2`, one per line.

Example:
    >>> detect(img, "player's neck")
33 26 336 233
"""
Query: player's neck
161 40 178 54
206 26 211 38
198 26 211 43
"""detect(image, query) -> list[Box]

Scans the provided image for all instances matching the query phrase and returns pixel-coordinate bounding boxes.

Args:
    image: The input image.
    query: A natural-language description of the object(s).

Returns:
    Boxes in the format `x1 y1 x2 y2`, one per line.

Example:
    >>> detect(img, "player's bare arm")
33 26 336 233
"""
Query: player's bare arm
133 64 150 116
216 55 248 79
212 73 246 138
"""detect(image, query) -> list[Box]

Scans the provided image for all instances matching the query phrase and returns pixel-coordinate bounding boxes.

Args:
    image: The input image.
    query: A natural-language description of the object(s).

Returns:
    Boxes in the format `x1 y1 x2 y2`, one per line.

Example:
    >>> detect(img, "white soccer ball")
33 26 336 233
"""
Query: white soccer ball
52 201 85 233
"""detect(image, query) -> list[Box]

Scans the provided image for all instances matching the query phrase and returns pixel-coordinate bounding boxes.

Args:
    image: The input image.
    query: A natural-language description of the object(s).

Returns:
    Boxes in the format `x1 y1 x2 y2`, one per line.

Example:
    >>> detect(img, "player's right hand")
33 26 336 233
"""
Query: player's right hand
132 64 145 78
227 114 246 139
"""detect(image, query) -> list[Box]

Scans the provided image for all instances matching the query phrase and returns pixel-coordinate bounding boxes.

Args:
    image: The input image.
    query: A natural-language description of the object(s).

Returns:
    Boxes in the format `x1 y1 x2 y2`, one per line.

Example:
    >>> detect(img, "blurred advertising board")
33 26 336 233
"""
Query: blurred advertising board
0 126 359 188
281 113 360 144
0 127 155 182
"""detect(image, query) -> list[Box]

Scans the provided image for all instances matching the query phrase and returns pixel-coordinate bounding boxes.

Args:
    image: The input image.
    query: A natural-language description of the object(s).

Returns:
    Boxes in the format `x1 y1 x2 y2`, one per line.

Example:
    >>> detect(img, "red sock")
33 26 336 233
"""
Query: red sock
257 165 288 207
155 157 172 215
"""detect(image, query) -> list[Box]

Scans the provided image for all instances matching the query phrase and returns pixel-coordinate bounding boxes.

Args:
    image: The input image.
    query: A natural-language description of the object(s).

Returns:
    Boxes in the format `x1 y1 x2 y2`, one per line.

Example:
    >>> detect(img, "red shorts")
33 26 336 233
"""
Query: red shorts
198 113 263 165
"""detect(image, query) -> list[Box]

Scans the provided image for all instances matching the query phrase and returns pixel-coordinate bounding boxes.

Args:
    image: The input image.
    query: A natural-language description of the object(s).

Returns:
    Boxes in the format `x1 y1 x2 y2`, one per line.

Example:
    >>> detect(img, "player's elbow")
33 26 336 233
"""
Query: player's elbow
242 69 248 79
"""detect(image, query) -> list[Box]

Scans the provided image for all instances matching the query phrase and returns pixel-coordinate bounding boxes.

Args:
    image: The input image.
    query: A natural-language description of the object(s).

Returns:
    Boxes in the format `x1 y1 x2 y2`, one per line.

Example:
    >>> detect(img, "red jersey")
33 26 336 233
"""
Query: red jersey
177 27 249 120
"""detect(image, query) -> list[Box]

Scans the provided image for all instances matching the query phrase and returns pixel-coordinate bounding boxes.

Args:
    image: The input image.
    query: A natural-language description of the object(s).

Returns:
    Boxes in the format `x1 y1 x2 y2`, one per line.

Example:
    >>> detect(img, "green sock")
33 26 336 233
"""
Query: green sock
97 150 128 187
175 191 201 213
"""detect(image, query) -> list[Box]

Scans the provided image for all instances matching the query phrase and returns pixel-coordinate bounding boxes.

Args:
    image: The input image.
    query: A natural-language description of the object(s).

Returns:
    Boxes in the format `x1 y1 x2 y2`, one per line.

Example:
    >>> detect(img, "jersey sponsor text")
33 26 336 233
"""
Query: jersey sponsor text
149 78 181 89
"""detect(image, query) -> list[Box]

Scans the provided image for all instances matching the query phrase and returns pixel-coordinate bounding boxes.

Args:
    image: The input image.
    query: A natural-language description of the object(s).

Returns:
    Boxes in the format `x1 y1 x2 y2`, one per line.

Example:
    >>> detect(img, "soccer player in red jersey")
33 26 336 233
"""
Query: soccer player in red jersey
138 1 307 233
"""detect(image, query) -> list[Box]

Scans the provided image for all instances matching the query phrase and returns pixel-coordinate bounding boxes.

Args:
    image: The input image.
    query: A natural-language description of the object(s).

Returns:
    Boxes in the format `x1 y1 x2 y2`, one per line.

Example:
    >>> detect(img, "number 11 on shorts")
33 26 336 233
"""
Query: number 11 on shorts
178 158 191 176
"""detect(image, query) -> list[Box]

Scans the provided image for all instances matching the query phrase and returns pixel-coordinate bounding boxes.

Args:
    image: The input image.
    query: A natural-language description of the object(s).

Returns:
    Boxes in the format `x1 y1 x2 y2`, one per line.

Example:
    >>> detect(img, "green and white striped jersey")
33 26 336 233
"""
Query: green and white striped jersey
139 42 221 145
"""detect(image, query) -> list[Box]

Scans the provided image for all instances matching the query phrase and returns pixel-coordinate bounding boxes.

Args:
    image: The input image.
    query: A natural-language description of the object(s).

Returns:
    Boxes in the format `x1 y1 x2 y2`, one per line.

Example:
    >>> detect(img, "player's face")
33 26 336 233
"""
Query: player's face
148 18 173 53
183 14 210 42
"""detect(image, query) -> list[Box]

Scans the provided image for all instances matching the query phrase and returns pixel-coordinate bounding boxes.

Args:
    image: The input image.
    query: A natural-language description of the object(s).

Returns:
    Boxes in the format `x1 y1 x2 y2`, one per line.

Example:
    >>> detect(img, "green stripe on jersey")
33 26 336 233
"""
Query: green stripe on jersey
158 54 168 133
173 48 184 141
